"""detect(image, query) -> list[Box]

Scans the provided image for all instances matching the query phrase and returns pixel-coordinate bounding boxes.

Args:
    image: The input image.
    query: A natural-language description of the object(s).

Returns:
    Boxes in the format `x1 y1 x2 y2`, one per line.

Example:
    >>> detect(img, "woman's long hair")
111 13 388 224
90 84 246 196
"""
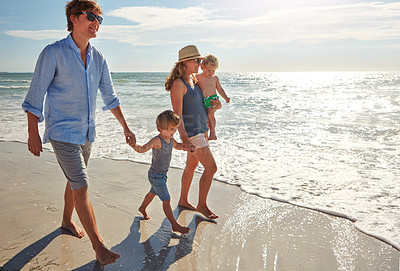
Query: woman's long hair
165 62 197 91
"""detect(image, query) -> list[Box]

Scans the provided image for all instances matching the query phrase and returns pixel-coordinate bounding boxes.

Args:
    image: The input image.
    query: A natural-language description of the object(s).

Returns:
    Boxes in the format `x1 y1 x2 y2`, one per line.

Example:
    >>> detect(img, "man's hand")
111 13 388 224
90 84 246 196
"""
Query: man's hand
28 133 43 157
27 112 42 156
125 129 136 146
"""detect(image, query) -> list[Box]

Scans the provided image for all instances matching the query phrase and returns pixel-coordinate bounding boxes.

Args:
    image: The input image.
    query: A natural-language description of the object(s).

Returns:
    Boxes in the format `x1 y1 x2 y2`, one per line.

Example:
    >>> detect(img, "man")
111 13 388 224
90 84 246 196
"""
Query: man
22 0 134 265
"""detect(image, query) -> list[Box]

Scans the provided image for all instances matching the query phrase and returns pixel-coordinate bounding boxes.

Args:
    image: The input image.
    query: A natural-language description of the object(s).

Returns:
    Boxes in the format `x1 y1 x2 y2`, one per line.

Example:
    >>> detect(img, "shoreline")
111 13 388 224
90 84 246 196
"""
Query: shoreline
1 141 399 270
3 139 397 252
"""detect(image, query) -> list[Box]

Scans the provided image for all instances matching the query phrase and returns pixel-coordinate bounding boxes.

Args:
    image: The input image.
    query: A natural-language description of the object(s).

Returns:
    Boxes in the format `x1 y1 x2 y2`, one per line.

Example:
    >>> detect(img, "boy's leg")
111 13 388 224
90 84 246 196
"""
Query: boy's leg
207 109 217 140
162 200 190 234
139 192 155 220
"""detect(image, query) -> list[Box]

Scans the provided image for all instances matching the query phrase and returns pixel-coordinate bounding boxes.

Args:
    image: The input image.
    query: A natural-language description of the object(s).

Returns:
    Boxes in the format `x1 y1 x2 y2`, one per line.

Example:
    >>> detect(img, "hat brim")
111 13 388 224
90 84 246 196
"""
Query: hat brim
176 56 205 64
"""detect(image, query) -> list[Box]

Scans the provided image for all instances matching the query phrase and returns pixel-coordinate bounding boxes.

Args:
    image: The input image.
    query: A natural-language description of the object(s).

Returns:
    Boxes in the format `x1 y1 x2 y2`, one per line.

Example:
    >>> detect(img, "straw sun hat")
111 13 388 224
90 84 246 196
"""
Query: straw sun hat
177 45 204 63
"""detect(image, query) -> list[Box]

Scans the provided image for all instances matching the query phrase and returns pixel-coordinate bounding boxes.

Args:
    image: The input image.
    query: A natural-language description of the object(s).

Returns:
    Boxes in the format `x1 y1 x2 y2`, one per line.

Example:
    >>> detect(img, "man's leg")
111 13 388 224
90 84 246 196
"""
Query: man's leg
62 182 85 238
72 186 119 265
51 139 119 265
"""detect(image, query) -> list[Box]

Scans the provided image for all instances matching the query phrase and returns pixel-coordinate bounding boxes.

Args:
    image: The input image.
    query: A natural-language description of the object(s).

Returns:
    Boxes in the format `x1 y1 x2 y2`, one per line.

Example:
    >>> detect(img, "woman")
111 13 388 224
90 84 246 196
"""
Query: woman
165 45 221 219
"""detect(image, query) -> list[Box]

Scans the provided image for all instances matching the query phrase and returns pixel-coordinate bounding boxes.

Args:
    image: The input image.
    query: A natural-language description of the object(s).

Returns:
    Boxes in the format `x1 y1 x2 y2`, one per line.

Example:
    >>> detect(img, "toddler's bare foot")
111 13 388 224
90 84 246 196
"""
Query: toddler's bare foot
95 243 120 266
197 204 218 219
172 224 190 234
61 221 85 238
209 132 217 140
139 206 150 220
178 201 197 211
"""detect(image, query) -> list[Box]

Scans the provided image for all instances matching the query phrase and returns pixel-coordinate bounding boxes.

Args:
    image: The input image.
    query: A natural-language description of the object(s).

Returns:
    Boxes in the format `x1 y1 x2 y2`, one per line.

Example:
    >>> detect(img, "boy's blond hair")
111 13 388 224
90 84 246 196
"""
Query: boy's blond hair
156 110 180 132
202 54 219 69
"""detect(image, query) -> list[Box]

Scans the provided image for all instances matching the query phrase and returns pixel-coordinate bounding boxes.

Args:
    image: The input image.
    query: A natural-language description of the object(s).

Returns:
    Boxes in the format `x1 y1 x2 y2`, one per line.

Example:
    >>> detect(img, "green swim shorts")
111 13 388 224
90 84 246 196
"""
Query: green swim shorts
203 94 219 110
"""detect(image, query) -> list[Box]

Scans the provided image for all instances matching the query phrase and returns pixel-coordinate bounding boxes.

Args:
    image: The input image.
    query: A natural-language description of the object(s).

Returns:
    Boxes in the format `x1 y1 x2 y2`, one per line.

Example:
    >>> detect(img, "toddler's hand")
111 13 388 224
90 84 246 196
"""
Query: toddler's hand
225 97 230 103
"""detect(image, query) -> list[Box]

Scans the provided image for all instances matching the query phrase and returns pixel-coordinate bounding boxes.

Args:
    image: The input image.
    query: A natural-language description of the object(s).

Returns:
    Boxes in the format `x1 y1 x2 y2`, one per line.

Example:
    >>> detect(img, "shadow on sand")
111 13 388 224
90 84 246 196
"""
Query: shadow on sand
74 207 215 271
0 228 75 270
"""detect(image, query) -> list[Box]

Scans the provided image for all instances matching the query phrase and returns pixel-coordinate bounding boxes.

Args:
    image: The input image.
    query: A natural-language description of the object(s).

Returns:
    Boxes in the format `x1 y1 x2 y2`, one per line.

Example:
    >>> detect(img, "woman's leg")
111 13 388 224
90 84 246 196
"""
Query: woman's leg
178 151 199 210
194 146 218 219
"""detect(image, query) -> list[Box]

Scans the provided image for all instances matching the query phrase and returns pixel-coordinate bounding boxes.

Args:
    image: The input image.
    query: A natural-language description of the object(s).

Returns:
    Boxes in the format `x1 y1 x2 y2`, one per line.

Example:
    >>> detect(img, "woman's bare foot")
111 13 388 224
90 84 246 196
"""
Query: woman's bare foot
61 221 85 238
209 132 217 140
178 201 197 211
95 243 120 266
172 224 190 234
139 206 150 220
197 204 218 219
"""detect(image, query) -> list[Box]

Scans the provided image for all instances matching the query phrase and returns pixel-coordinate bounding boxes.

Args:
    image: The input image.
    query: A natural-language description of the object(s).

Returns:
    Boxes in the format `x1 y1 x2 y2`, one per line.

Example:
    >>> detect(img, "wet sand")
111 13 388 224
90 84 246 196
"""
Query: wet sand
0 141 399 270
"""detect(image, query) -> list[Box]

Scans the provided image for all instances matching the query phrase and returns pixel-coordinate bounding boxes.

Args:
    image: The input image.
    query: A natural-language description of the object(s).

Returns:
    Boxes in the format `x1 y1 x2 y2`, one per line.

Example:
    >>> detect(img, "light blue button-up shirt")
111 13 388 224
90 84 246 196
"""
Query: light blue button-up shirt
22 34 120 145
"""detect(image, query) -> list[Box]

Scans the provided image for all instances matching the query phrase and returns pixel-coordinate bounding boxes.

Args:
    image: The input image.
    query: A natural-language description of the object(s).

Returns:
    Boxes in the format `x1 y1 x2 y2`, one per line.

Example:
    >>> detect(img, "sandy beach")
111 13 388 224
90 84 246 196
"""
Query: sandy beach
0 141 399 270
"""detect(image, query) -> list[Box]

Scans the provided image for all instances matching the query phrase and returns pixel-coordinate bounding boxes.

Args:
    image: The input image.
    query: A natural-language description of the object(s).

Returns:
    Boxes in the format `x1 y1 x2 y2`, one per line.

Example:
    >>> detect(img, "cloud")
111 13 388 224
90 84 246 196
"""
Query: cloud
106 6 211 31
4 2 400 49
5 30 67 40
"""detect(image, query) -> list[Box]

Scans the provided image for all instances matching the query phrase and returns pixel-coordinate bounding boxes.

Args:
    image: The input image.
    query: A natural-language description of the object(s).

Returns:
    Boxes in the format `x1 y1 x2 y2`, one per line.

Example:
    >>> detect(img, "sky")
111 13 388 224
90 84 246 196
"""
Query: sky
0 0 399 72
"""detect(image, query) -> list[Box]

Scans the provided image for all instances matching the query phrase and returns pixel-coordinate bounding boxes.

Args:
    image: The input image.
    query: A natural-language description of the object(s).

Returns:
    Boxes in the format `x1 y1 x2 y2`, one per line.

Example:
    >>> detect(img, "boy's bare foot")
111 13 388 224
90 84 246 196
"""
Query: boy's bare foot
61 221 85 238
95 243 120 266
197 205 218 219
139 207 150 220
208 132 217 140
172 224 190 234
178 201 197 211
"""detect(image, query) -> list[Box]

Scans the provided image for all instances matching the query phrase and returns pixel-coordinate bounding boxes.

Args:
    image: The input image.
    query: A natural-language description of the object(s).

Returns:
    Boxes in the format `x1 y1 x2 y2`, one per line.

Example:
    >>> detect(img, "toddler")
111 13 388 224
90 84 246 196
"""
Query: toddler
197 54 230 140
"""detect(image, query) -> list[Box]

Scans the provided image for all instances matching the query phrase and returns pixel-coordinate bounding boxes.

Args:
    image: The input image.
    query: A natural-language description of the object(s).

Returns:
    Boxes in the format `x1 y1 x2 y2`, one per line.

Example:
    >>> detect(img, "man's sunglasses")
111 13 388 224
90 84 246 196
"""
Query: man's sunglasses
76 11 103 25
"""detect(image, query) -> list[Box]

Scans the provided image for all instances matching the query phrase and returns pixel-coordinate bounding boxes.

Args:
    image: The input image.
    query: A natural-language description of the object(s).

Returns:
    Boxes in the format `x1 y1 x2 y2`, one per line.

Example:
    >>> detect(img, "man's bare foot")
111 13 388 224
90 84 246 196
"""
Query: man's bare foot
139 207 150 220
61 221 85 238
197 205 218 219
172 224 190 234
209 132 217 140
178 201 197 211
95 243 120 266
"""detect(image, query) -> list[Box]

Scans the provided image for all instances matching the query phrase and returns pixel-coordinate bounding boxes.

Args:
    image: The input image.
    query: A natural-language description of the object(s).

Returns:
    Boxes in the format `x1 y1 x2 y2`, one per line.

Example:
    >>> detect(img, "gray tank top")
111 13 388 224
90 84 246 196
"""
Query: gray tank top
149 136 173 174
180 78 208 137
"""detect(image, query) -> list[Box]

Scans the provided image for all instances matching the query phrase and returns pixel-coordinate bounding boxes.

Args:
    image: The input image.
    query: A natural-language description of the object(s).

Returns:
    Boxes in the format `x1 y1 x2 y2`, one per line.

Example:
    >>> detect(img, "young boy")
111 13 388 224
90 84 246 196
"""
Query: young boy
197 54 230 140
130 110 192 234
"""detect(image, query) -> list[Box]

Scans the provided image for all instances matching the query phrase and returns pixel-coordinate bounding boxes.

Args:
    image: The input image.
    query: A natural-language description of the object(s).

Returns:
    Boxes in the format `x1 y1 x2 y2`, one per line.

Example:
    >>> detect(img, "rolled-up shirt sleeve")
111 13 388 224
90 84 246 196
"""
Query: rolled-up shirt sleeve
99 58 120 111
22 46 56 122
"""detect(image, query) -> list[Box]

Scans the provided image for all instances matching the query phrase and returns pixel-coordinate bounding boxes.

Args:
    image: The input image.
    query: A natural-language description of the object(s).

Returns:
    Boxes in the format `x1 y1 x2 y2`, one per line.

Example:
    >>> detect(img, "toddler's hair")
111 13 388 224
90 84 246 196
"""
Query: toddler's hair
202 54 219 69
156 110 180 132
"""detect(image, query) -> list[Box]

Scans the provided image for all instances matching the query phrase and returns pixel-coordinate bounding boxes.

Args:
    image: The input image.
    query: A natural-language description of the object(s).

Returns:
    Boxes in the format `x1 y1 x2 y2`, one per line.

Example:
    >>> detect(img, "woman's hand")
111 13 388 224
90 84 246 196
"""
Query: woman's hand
181 137 195 152
210 98 222 110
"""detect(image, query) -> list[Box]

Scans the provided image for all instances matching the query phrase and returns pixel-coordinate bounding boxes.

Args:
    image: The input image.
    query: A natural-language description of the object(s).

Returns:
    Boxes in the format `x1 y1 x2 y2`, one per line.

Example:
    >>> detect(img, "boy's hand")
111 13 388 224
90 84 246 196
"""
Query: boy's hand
225 97 230 103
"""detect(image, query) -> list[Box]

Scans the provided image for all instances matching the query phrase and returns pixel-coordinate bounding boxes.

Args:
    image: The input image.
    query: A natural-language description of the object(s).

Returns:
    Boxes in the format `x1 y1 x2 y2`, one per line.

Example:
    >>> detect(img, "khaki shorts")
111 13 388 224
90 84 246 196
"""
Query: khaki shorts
50 138 92 190
189 132 209 149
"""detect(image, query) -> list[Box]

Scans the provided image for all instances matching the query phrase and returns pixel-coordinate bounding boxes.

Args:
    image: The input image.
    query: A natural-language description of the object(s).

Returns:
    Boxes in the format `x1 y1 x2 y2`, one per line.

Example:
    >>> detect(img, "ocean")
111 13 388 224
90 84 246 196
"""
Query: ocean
1 71 399 250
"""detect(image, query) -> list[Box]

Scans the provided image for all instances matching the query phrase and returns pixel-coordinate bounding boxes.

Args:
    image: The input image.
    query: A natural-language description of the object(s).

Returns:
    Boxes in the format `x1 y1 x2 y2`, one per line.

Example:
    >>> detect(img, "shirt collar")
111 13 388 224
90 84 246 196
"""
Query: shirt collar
65 33 92 53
